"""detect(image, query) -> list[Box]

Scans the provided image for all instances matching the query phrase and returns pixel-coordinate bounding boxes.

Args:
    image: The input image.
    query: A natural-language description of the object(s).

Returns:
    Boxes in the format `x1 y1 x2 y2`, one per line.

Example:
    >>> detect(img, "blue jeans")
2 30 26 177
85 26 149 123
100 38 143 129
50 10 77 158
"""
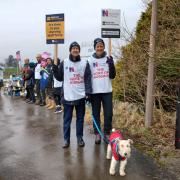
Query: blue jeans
63 101 85 142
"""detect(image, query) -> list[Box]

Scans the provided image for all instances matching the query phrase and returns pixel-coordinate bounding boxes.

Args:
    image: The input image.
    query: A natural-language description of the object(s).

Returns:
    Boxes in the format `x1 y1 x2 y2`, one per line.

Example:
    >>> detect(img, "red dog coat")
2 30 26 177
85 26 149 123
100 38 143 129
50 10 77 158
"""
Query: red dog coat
109 130 126 161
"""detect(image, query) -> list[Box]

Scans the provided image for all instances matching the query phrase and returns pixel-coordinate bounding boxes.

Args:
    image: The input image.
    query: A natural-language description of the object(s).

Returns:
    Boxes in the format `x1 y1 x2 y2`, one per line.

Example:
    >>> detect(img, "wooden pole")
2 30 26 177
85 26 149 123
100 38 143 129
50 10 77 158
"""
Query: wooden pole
108 38 112 56
175 81 180 149
145 0 157 127
17 61 19 75
54 44 58 65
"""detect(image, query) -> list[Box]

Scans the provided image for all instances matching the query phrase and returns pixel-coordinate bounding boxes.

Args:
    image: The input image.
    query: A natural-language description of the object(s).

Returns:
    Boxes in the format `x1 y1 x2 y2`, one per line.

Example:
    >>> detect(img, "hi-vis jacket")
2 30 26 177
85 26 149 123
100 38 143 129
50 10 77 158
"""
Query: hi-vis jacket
63 58 87 101
89 55 113 94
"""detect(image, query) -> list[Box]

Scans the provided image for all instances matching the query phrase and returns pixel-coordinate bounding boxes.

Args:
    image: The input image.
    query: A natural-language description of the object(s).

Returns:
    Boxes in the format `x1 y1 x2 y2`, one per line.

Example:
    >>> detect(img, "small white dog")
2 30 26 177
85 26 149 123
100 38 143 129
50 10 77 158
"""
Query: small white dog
106 129 133 176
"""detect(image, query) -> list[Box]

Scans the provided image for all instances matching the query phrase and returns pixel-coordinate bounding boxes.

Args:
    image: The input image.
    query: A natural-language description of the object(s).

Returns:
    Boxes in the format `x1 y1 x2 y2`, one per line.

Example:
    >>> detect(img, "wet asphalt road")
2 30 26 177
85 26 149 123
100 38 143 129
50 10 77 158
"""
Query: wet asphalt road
0 95 177 180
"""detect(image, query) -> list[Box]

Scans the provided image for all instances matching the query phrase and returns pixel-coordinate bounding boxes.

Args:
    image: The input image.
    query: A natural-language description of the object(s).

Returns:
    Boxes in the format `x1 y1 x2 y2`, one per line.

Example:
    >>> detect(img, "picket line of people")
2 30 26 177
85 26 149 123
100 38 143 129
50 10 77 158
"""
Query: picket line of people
22 53 63 113
21 38 116 148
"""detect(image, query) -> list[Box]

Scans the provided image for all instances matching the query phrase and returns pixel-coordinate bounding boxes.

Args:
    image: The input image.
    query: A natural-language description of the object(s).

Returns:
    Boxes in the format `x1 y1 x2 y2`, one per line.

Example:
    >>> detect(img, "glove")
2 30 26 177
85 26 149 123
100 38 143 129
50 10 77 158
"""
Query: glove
106 56 114 64
85 94 91 104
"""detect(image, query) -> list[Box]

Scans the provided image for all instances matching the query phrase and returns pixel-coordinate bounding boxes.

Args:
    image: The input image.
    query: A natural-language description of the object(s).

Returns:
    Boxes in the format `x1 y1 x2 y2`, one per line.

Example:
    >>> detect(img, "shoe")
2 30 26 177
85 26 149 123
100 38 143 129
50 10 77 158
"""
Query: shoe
95 134 101 144
104 134 110 140
40 102 46 106
35 100 41 105
104 134 110 143
77 137 85 147
26 99 31 103
27 101 35 104
62 140 70 148
54 106 63 114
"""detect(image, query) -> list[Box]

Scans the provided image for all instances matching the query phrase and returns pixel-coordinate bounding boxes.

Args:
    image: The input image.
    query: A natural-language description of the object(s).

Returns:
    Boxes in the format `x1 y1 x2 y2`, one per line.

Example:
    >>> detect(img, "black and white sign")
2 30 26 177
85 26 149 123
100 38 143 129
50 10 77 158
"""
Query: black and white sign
101 9 120 38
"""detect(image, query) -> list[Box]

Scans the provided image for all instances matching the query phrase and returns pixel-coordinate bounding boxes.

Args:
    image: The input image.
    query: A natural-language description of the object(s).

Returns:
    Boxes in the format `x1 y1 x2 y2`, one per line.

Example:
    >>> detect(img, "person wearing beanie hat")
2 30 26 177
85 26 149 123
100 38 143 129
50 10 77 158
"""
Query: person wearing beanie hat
24 61 36 104
88 38 116 144
93 38 105 50
69 41 81 52
53 41 92 148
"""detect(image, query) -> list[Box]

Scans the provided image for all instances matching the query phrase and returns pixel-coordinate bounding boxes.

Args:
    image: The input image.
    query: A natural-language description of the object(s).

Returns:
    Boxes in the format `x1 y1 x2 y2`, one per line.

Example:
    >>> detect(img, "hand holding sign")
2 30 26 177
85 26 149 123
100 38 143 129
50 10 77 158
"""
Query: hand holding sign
106 56 114 64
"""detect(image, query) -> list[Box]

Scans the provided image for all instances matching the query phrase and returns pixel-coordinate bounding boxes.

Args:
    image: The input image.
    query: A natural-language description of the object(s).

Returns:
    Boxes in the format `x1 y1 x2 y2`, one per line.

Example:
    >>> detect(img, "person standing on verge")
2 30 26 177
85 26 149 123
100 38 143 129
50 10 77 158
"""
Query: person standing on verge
88 38 116 144
53 42 92 148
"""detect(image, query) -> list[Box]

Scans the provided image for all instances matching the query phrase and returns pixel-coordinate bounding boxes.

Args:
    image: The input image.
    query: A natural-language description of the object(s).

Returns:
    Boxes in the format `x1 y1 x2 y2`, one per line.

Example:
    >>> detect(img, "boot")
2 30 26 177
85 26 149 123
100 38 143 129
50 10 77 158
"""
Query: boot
95 134 101 144
47 100 56 110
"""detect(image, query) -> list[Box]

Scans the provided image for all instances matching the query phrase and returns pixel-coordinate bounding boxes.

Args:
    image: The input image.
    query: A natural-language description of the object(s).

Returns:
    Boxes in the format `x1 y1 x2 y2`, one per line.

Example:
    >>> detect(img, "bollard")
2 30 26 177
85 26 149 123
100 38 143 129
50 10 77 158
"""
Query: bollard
175 82 180 149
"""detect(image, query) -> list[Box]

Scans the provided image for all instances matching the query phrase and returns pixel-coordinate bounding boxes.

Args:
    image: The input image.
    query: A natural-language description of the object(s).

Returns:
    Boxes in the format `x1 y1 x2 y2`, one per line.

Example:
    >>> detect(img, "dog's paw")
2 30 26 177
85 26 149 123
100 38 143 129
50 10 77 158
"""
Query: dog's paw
109 169 116 175
120 171 126 176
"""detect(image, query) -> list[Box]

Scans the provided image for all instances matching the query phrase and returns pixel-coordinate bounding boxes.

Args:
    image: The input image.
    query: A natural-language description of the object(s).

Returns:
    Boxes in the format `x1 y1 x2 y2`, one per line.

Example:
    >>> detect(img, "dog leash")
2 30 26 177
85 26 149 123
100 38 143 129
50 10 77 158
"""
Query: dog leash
86 103 109 144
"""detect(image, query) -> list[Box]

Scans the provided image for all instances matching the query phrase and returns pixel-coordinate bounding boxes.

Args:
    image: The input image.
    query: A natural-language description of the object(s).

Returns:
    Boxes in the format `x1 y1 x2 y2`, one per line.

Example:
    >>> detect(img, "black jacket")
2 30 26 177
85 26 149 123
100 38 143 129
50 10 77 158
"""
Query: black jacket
46 64 53 88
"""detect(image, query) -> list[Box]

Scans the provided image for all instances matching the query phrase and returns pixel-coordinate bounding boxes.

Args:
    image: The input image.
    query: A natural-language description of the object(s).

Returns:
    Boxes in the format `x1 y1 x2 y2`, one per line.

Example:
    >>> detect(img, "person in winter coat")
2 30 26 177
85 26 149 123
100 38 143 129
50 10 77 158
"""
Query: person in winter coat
45 58 56 110
53 58 63 114
53 41 92 148
24 62 36 104
88 38 116 144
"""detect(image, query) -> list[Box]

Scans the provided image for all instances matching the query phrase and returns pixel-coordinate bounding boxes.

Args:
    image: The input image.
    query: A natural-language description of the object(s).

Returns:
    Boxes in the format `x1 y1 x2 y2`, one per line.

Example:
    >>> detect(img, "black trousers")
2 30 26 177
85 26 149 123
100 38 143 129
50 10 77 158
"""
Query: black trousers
53 87 62 106
35 79 41 102
27 86 35 102
91 92 113 135
26 87 30 99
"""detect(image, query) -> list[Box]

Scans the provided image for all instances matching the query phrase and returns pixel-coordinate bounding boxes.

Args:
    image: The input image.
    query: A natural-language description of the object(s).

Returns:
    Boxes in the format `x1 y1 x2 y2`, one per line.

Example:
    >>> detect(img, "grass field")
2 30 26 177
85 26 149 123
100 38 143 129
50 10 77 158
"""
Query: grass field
3 67 19 79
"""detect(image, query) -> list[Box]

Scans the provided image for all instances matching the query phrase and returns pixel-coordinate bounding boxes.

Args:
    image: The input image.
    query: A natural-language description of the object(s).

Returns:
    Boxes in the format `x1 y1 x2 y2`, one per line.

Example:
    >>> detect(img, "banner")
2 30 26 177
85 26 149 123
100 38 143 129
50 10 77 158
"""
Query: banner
101 9 120 38
46 14 64 44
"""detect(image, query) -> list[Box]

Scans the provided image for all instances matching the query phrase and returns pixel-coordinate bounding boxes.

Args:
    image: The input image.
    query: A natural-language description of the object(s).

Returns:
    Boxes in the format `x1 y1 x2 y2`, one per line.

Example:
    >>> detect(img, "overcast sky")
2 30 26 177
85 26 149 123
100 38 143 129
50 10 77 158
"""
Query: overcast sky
0 0 144 63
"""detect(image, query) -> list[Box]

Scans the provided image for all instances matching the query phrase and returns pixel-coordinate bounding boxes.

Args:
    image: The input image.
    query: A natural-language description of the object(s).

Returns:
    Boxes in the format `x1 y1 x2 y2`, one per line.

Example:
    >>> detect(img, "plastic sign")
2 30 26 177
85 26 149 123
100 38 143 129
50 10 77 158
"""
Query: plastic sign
46 14 64 44
101 9 120 38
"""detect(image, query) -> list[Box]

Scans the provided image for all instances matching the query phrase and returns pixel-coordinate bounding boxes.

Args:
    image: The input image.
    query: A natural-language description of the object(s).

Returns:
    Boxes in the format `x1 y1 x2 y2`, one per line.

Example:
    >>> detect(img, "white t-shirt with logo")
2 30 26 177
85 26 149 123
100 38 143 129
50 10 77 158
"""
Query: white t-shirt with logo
89 55 112 94
63 58 87 101
35 63 41 80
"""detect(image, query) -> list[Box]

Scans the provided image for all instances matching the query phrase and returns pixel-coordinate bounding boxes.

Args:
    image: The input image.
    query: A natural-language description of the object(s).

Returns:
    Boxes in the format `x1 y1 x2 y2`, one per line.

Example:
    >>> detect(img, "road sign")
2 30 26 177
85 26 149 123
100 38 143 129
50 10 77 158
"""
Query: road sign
46 14 64 44
101 9 120 38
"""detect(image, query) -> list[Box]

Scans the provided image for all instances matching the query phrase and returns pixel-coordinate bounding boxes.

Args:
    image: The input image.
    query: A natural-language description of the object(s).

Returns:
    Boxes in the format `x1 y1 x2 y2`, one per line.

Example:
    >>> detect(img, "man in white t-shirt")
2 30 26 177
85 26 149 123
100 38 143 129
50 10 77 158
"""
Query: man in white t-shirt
34 54 42 105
